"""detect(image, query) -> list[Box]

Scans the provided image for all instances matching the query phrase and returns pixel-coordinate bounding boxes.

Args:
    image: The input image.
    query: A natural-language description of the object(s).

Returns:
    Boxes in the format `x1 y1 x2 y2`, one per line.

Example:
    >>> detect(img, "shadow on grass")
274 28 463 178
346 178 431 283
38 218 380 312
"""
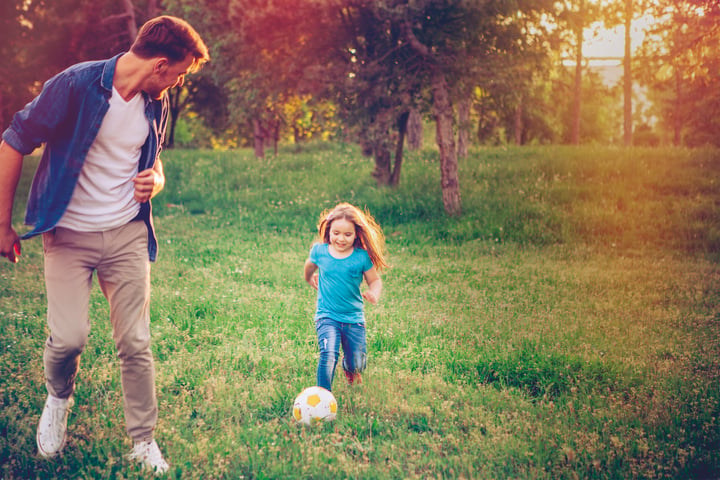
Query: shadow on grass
447 341 629 400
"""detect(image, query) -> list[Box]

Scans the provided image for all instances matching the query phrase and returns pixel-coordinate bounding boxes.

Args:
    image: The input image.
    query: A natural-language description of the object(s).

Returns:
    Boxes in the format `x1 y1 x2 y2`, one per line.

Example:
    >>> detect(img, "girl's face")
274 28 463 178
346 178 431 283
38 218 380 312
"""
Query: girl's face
328 218 357 255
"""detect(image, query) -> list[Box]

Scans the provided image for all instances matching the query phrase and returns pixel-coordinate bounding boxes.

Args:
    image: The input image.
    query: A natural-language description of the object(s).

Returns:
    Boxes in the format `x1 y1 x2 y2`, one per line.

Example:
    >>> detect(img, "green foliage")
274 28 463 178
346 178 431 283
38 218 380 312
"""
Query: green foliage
545 68 622 145
162 0 567 155
173 114 217 149
1 0 121 127
5 0 720 151
2 144 720 478
636 1 720 147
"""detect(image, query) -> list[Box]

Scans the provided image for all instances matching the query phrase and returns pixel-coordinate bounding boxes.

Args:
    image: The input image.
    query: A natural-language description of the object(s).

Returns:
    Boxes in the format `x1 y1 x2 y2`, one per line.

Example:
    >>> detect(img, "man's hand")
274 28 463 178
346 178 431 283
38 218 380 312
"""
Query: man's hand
0 226 21 263
132 167 165 203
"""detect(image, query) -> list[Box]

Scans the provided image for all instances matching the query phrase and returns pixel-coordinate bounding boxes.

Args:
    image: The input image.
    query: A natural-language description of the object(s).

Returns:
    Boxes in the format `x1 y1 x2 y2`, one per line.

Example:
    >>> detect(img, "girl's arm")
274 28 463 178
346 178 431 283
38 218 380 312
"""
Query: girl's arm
304 258 319 290
362 266 382 305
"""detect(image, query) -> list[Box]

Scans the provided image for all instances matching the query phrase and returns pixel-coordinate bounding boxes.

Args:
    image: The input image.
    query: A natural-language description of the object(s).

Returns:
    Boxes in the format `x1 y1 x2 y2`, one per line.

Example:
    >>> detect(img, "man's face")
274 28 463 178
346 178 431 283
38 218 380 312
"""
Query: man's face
147 54 195 100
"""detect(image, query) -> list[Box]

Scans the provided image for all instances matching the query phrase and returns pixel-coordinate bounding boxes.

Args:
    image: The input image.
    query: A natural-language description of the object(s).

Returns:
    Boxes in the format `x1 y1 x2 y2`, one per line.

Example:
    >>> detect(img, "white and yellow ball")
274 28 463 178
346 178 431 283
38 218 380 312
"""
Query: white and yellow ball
292 386 337 425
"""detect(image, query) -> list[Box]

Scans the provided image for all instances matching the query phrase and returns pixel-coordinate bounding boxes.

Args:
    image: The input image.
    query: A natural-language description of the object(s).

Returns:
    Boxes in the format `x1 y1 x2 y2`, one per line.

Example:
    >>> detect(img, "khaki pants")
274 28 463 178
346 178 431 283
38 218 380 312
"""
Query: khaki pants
42 220 157 442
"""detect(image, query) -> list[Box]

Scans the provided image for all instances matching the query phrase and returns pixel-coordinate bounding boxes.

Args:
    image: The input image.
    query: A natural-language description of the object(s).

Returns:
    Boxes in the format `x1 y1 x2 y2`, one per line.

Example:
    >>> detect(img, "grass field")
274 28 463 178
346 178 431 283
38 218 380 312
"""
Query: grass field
1 143 719 479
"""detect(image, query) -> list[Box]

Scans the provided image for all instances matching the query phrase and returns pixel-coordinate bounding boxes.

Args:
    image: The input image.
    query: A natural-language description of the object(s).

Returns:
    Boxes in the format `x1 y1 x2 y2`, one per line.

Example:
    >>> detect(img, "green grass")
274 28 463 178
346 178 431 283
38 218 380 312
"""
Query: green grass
1 144 719 479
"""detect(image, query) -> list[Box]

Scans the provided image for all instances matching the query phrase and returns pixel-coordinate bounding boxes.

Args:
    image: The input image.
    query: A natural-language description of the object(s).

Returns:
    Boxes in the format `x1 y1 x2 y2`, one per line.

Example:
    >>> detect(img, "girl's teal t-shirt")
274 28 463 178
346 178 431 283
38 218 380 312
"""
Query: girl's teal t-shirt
309 242 374 324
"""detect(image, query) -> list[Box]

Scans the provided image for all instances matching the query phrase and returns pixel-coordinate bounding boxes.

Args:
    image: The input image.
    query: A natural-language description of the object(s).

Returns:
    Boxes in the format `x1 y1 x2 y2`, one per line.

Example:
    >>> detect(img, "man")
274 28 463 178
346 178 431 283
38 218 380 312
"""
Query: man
0 16 209 474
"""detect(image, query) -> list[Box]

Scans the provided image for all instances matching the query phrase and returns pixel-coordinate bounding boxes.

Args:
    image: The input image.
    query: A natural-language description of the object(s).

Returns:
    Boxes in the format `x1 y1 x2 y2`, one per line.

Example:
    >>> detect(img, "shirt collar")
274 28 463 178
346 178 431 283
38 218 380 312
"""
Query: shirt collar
100 53 124 92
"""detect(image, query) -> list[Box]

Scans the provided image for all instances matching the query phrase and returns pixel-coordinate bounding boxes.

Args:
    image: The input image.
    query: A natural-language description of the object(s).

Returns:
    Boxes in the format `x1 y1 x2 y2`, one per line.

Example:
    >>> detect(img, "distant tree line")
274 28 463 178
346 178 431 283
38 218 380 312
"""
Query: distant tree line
2 0 719 214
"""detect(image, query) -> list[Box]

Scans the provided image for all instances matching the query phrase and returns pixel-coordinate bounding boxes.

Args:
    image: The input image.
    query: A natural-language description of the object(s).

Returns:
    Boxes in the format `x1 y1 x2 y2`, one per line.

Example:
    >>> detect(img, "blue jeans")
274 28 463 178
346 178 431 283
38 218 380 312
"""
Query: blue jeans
315 318 367 391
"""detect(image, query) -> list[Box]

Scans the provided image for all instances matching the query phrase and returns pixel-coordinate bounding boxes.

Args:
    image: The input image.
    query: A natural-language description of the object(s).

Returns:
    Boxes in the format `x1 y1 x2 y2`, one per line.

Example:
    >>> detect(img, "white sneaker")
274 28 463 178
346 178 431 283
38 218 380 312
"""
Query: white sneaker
36 394 73 458
128 439 170 475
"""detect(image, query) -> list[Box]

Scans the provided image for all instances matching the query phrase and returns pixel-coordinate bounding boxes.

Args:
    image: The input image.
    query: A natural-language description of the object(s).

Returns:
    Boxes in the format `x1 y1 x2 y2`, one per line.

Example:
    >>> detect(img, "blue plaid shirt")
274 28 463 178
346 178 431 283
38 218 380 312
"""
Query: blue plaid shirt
2 53 169 261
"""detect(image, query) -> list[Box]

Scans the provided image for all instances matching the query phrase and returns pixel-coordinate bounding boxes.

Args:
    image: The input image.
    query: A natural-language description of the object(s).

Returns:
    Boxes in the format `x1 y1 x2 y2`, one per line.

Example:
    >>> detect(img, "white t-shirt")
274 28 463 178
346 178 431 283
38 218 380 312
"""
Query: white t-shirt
58 87 150 232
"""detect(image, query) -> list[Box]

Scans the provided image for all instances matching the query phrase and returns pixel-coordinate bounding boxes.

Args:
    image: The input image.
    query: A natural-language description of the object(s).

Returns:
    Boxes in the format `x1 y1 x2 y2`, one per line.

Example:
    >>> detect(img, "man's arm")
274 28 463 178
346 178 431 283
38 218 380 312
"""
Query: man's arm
0 141 24 263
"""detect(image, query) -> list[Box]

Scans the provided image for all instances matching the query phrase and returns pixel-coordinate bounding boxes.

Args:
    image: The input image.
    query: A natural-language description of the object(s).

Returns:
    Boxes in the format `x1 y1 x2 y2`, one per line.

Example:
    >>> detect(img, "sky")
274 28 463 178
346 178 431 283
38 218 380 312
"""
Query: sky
583 14 657 59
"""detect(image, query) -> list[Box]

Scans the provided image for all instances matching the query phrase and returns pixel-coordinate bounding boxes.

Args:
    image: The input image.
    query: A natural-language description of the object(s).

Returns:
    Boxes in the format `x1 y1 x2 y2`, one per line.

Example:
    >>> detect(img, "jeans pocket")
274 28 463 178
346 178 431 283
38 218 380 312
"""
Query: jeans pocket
41 228 57 254
315 317 333 332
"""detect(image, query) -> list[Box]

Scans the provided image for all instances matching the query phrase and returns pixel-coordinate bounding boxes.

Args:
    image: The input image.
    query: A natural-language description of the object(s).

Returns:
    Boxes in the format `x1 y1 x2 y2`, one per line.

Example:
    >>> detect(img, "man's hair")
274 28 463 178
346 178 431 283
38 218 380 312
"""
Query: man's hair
131 16 210 72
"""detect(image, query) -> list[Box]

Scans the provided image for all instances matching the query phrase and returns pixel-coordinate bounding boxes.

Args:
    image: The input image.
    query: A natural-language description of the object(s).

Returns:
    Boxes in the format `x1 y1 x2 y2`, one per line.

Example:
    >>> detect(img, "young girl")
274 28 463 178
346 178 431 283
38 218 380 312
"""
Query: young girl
304 203 388 391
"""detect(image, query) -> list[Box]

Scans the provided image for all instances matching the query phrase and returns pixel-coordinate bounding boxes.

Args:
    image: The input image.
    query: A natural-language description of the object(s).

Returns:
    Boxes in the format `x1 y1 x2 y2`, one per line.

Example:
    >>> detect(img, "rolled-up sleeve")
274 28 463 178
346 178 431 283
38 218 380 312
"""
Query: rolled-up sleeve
2 71 74 155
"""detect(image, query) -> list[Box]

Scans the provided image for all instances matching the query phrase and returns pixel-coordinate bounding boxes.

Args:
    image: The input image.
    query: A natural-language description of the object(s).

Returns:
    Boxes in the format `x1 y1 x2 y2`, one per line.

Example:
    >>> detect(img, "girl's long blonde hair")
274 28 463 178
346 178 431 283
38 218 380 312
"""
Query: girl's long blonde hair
317 203 389 272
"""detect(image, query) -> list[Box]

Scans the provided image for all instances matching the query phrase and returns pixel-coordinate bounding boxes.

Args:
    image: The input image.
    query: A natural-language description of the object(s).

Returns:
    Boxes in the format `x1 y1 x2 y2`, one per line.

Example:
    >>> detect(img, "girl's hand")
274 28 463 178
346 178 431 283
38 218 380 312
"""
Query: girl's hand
362 290 378 305
362 267 382 305
309 273 319 290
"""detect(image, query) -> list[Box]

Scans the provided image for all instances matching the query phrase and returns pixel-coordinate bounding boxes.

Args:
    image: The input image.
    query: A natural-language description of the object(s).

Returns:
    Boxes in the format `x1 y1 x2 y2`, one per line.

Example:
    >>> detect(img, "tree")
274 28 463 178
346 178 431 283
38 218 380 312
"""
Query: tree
0 0 39 129
599 0 654 146
636 0 720 146
554 0 618 145
231 0 556 213
554 0 598 145
325 2 420 187
623 0 633 146
572 0 585 145
393 1 557 213
399 12 460 214
0 0 106 128
1 0 166 133
457 99 470 157
162 0 241 148
407 109 424 150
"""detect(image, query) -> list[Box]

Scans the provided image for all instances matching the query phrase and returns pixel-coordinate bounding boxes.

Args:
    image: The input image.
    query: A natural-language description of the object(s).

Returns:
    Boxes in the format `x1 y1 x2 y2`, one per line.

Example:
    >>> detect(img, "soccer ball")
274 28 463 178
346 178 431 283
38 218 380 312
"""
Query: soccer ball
292 386 337 425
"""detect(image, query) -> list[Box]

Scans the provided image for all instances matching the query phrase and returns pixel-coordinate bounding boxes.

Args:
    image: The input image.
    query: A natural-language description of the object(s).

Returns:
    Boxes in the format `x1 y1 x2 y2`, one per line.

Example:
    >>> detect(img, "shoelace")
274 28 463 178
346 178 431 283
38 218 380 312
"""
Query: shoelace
42 402 68 443
131 441 167 468
144 443 164 464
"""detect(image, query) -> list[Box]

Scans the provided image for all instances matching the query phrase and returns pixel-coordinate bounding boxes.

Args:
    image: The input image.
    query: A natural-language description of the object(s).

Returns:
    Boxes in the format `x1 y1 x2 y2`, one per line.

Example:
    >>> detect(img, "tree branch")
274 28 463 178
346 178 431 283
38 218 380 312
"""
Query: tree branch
101 13 133 24
400 19 430 57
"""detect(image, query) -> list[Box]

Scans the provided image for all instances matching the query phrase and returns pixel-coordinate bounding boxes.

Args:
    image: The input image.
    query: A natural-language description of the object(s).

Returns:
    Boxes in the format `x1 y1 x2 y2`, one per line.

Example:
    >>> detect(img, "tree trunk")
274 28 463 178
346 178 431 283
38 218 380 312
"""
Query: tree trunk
407 108 423 150
165 87 191 149
476 98 498 144
514 98 523 145
390 112 409 186
457 99 470 157
431 71 461 216
623 0 633 146
272 121 280 156
167 111 177 148
253 118 265 158
121 0 137 40
0 91 5 130
146 0 159 18
572 0 584 145
372 147 391 186
166 88 180 148
673 71 682 146
400 17 460 215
